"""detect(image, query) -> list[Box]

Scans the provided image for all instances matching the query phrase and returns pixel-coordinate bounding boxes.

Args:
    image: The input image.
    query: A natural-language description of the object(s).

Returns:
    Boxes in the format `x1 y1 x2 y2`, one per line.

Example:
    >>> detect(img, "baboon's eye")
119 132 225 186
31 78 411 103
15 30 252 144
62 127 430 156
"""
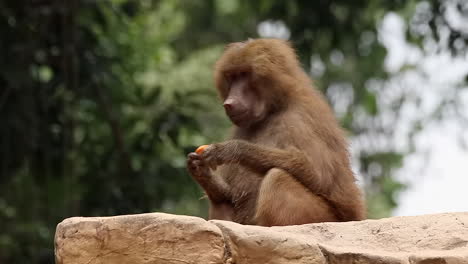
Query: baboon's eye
224 72 233 83
225 71 249 84
238 71 248 79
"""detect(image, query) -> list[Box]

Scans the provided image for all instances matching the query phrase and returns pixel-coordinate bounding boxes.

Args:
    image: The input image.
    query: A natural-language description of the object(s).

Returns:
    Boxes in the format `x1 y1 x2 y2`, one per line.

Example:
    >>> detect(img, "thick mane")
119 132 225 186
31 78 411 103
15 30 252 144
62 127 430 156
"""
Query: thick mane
214 38 311 100
218 39 348 157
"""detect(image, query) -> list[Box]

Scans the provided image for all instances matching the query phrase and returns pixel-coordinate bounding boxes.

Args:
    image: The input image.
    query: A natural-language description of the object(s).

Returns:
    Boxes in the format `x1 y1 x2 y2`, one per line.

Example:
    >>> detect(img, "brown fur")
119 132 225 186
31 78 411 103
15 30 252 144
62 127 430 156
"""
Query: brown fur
187 38 366 226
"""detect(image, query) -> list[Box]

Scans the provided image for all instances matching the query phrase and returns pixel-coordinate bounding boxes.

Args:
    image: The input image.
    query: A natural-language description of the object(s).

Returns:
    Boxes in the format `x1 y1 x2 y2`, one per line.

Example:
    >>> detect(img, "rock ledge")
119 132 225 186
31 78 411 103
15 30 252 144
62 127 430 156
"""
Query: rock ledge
55 212 468 264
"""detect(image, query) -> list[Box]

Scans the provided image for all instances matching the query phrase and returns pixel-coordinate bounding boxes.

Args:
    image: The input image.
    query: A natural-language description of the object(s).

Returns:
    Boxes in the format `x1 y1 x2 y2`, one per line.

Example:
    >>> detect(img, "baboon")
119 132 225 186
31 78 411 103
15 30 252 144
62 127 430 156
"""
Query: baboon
187 38 366 226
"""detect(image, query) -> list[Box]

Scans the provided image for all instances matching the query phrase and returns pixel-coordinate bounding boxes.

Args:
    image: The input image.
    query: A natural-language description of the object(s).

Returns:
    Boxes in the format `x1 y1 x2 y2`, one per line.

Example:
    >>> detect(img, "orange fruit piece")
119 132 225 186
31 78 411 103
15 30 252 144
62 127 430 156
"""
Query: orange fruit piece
195 145 210 154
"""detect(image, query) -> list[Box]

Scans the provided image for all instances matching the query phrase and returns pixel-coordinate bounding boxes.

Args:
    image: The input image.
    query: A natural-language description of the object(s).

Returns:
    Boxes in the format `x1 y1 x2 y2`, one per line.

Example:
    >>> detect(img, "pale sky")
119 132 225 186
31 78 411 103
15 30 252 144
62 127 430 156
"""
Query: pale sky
380 12 468 216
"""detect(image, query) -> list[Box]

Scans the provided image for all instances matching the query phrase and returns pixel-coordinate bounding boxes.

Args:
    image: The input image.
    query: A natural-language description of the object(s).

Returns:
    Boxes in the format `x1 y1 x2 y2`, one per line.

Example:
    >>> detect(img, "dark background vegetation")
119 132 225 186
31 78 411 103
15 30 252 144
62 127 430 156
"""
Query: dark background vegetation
0 0 467 263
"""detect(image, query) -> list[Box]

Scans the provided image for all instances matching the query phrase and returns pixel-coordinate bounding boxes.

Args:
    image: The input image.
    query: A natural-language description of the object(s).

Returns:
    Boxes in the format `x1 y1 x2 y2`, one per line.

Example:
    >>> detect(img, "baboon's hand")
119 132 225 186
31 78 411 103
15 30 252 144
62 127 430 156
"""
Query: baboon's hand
200 142 239 170
187 152 211 181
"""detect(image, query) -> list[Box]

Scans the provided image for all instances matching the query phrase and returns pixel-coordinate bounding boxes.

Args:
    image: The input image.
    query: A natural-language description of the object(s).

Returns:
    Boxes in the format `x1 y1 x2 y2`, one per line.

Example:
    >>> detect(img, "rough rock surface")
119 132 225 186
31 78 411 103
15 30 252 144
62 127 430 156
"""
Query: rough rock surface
55 212 468 264
55 213 225 264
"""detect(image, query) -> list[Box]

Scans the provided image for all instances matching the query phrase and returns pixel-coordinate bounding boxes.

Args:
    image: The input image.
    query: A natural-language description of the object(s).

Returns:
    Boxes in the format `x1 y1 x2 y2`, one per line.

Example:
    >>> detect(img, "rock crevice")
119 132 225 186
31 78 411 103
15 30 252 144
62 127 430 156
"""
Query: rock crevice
209 220 233 264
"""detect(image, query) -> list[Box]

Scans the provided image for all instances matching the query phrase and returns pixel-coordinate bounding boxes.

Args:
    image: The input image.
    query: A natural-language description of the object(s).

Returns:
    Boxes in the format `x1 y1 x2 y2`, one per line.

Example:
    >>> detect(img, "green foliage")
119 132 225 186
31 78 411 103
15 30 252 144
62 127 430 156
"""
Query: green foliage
0 1 213 262
0 0 465 262
360 152 405 218
367 176 406 219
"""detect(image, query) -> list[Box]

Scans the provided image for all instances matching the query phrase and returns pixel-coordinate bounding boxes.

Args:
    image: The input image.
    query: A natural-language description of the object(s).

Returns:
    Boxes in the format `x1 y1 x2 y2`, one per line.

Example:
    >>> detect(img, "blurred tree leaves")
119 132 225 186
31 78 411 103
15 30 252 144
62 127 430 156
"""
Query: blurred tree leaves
0 0 466 263
0 1 211 262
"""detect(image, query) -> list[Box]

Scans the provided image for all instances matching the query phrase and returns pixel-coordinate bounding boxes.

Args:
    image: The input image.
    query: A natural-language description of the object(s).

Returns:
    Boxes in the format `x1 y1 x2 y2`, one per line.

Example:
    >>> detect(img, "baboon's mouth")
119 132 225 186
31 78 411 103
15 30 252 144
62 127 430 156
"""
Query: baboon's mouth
228 112 249 126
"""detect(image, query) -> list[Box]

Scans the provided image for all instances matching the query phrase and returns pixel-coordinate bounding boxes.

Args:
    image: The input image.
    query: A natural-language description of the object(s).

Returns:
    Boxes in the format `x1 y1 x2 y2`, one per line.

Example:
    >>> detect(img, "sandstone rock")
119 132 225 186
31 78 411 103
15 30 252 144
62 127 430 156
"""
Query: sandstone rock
54 213 225 264
55 212 468 264
212 212 468 264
